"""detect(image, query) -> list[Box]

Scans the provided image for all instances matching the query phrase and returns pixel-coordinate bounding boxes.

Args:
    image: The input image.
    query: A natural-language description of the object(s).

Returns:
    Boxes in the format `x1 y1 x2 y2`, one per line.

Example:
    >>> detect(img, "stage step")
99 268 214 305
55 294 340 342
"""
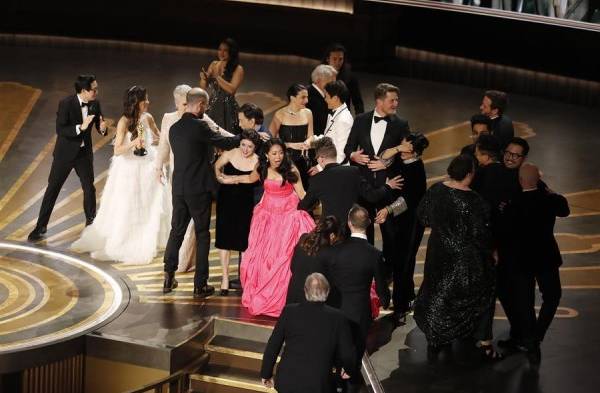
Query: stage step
190 318 277 393
190 365 271 393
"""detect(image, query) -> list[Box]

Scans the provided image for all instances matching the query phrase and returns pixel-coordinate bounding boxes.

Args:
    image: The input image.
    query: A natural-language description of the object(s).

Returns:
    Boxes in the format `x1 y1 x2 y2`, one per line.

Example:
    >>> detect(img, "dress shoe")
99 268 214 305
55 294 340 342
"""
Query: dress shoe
498 338 526 353
85 217 94 226
193 285 215 298
163 272 178 293
229 279 242 290
27 228 45 242
39 226 47 234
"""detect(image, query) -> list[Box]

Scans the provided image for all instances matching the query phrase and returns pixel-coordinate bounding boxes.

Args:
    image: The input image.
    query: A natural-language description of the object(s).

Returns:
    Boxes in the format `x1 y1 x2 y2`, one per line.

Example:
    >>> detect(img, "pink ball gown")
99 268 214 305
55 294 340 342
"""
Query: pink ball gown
241 179 315 317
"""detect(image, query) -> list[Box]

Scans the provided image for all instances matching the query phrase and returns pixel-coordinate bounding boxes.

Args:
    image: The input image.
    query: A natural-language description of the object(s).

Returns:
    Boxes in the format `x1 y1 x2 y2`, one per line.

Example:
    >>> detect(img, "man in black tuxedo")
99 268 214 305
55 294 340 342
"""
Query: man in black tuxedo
298 137 402 227
343 83 410 289
163 88 239 297
460 114 492 158
261 273 355 393
326 206 389 393
307 64 337 135
501 164 569 364
480 90 514 149
29 75 107 241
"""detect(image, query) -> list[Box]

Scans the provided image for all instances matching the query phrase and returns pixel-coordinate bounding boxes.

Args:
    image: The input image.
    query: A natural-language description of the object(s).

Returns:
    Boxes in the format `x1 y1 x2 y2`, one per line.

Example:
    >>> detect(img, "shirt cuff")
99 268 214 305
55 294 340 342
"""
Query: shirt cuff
76 125 82 135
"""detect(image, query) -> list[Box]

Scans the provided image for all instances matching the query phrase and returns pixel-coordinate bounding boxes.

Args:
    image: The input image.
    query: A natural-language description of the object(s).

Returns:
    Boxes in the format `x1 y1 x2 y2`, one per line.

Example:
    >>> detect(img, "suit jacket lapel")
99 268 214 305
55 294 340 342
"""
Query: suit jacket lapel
361 111 376 156
73 95 84 124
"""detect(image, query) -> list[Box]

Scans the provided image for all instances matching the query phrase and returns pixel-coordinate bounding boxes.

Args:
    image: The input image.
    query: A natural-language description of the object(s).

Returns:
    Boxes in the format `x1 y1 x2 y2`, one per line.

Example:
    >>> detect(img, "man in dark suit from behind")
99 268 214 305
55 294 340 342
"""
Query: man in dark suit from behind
480 90 514 149
261 273 355 393
307 64 338 136
500 164 569 364
327 205 389 393
163 88 239 297
29 75 107 241
298 137 402 227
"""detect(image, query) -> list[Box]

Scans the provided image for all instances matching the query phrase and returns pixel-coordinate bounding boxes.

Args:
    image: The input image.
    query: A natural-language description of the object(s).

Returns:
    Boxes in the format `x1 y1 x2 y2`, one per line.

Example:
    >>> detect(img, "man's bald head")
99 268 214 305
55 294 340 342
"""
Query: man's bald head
519 163 540 190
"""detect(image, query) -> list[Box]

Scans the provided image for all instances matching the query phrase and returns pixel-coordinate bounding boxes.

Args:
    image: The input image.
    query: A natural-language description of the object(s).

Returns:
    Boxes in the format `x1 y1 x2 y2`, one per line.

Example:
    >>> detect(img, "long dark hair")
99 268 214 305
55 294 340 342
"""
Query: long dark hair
258 138 298 186
299 216 340 256
122 85 147 138
221 38 240 81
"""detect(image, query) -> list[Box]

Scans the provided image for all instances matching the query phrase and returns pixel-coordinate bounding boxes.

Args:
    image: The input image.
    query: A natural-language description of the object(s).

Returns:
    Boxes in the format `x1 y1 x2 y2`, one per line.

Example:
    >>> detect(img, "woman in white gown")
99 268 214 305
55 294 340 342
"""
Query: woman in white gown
71 86 171 264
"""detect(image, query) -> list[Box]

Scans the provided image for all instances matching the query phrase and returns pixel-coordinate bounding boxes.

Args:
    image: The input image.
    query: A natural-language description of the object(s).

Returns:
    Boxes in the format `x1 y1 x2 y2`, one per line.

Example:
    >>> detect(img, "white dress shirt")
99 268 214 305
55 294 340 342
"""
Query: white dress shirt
370 110 388 155
351 232 368 240
314 103 353 164
76 94 87 147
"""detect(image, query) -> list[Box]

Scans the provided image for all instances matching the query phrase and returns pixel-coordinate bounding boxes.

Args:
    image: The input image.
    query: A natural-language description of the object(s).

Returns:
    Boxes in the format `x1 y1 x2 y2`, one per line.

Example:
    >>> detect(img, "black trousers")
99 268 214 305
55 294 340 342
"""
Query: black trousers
36 148 96 229
391 212 425 312
164 192 212 287
513 266 562 345
472 301 495 342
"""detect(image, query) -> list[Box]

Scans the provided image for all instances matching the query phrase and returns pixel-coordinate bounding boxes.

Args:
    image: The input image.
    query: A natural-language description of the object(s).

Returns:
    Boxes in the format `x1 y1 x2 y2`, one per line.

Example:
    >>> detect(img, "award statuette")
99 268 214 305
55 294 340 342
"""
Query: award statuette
133 122 147 156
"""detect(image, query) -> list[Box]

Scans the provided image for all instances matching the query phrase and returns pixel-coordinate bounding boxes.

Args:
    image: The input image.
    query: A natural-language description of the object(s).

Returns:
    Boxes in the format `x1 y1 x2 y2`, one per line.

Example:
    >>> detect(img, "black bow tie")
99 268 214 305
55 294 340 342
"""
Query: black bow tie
374 115 389 124
81 102 89 108
328 109 335 116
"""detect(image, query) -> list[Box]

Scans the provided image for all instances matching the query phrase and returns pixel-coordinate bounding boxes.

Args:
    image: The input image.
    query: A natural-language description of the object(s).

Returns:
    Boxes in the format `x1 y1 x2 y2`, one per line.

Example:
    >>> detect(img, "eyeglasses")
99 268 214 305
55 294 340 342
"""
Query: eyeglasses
503 151 524 159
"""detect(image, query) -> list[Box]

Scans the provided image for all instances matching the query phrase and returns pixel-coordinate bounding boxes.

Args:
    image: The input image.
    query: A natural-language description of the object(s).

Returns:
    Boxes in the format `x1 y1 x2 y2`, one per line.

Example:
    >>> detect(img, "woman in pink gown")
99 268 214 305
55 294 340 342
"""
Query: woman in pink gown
222 138 315 317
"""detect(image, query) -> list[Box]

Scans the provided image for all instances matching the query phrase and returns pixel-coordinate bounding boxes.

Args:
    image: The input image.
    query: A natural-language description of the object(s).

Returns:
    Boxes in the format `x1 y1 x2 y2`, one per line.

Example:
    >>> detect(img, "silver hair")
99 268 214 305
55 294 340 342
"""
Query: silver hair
304 273 330 302
187 87 209 105
311 64 337 83
173 84 192 100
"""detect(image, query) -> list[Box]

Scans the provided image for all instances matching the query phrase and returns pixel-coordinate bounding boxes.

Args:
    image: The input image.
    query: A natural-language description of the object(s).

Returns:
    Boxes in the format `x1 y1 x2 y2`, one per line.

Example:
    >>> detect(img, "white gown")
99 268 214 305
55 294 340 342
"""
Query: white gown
71 113 171 264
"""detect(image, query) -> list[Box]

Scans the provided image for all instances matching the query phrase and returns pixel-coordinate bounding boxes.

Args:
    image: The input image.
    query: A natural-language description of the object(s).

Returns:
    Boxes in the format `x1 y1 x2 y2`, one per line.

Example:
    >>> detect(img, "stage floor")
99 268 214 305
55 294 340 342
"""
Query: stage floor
0 39 599 392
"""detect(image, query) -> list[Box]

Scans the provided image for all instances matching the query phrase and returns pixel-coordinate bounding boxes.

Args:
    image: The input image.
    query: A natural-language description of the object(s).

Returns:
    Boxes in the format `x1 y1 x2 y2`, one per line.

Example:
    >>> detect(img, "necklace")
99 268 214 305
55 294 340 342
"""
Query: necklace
286 107 300 116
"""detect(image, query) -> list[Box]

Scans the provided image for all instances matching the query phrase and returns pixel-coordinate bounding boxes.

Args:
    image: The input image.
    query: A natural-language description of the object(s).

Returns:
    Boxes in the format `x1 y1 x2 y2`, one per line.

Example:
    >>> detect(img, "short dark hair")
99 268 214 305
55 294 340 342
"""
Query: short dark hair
314 137 337 160
239 103 264 125
484 90 508 115
323 43 346 61
405 132 429 156
447 154 475 181
470 114 492 131
74 75 96 93
476 134 501 160
324 80 349 104
506 137 529 156
348 204 371 230
374 83 400 101
286 83 307 101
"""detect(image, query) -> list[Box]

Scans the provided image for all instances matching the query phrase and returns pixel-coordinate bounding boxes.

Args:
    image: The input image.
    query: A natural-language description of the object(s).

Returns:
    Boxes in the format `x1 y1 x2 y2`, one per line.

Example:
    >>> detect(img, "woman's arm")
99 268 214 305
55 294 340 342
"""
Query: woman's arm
155 114 171 170
216 65 244 95
199 61 216 88
269 111 282 138
214 149 233 183
380 139 413 160
113 117 137 156
305 109 314 139
145 113 161 145
292 166 306 199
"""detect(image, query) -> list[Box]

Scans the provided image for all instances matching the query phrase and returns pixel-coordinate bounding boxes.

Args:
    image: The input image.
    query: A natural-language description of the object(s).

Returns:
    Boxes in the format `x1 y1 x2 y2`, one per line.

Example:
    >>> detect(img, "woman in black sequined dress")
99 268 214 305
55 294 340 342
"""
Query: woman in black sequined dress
200 38 243 131
414 155 499 358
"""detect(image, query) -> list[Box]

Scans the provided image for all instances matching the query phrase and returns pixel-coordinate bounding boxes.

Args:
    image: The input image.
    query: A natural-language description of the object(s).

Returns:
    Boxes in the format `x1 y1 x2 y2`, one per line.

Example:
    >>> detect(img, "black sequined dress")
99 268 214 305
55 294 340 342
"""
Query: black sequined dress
206 75 239 132
414 182 496 347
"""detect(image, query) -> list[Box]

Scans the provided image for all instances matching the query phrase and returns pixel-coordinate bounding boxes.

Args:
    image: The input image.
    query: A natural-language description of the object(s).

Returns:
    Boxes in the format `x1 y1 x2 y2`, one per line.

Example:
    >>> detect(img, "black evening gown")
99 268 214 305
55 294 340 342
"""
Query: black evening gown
413 182 496 347
279 124 310 189
215 162 256 251
285 239 328 305
207 76 239 132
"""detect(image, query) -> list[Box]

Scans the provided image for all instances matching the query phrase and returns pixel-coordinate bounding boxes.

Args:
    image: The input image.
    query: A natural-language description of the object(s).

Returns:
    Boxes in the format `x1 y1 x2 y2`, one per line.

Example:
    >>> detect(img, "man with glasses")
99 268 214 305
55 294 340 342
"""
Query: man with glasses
29 75 107 241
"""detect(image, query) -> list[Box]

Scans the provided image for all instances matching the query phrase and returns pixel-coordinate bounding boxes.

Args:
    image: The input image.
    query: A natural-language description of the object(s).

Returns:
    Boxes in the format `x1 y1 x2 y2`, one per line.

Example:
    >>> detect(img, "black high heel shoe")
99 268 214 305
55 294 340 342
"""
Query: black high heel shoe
220 287 229 296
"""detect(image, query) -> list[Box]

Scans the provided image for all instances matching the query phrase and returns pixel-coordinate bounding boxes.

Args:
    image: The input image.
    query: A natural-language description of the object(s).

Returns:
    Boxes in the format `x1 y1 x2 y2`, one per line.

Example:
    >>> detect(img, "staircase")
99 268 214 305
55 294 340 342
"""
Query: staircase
190 318 277 393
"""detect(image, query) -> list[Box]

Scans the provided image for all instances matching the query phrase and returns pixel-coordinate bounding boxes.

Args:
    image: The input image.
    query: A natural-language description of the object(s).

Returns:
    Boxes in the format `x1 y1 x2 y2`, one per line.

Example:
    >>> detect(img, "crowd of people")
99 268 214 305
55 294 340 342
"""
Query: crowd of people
26 38 568 392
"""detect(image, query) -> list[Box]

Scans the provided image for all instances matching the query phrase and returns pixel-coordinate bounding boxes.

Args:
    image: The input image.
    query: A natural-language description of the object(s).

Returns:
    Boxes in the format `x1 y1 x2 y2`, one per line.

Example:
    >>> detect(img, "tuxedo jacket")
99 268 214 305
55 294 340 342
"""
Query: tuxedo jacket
169 112 239 195
490 114 515 149
298 163 390 225
326 237 389 332
503 189 570 270
54 94 103 161
307 84 328 136
261 302 355 393
344 110 410 187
